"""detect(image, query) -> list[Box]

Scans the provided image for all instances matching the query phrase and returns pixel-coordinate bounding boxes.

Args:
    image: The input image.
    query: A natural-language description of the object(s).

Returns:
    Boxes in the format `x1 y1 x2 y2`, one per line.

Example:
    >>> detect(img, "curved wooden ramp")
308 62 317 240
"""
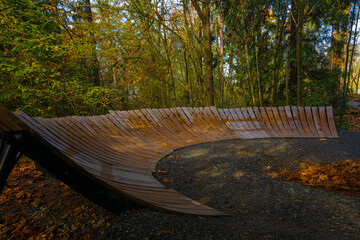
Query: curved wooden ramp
0 106 338 216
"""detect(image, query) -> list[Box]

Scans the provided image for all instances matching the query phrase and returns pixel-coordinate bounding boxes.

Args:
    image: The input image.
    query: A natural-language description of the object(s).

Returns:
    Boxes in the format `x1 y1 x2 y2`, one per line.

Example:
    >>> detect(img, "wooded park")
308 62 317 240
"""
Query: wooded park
1 0 360 239
1 0 359 120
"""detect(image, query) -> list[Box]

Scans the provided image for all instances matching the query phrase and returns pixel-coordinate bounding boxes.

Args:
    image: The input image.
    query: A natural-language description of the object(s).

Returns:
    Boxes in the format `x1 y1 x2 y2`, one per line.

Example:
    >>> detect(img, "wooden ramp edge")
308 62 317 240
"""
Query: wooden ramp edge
0 106 338 216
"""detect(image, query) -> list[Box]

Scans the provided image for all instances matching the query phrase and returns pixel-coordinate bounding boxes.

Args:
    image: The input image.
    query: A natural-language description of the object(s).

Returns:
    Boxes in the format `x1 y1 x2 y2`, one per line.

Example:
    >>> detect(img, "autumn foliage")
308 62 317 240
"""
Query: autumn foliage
272 101 360 195
274 159 360 195
0 159 117 239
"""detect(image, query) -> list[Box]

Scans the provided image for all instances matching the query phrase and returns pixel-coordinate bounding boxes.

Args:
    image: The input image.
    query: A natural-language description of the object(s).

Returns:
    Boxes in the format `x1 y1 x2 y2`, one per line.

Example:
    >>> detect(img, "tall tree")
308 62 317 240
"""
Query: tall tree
191 0 215 106
84 0 101 86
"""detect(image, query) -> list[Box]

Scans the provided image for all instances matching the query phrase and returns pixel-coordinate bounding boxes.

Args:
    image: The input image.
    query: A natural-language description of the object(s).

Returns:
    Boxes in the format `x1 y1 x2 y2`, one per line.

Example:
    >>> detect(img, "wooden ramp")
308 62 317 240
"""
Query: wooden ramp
0 106 338 216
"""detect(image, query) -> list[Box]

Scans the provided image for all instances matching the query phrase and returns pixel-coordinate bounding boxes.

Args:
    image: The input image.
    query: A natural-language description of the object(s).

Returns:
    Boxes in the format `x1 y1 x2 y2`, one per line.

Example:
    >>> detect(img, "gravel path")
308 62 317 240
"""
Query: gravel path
93 130 360 240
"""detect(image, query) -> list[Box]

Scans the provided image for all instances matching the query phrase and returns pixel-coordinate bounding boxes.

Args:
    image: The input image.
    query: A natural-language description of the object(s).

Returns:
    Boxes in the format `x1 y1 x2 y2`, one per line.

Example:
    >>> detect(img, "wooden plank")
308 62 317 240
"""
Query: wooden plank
15 112 71 152
98 113 164 157
240 108 267 138
304 107 320 137
148 108 188 147
140 109 188 146
185 107 219 141
128 110 175 147
259 107 279 137
318 107 332 138
169 108 210 142
222 108 247 139
297 106 313 137
277 107 297 137
160 108 197 143
311 107 325 137
198 107 228 140
270 107 288 137
209 106 238 139
205 107 236 139
177 107 214 141
228 108 253 139
191 107 222 141
326 106 338 138
135 109 184 148
160 108 199 144
251 107 275 137
234 108 258 138
290 106 307 137
0 105 27 134
112 110 170 151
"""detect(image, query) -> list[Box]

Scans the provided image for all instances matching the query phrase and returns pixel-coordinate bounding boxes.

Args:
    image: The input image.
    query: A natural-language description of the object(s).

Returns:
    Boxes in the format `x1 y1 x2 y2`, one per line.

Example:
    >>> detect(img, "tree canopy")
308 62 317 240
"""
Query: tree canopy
1 0 359 123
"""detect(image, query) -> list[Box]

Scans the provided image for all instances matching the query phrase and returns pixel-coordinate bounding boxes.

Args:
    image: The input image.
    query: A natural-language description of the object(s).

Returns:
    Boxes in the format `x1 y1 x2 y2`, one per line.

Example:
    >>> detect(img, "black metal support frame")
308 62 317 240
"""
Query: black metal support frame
0 131 141 214
0 138 22 192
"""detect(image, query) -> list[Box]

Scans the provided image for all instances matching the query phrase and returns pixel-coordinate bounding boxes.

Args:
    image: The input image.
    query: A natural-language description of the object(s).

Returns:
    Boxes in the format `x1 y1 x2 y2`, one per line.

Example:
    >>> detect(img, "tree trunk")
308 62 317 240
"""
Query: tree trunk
84 0 100 86
289 0 298 104
242 13 256 106
345 6 359 93
285 37 290 105
218 10 225 105
191 0 215 106
296 1 304 106
270 0 281 106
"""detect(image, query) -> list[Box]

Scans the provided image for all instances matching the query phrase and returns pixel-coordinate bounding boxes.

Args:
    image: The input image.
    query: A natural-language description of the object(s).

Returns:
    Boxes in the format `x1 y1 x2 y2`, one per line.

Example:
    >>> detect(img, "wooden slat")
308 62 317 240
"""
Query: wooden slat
297 106 313 137
277 107 297 137
221 108 247 139
311 107 325 137
169 108 210 143
270 107 288 137
285 106 307 137
205 107 237 139
186 107 219 141
234 108 258 138
304 107 320 137
318 107 332 138
259 107 279 137
175 107 213 141
326 106 338 138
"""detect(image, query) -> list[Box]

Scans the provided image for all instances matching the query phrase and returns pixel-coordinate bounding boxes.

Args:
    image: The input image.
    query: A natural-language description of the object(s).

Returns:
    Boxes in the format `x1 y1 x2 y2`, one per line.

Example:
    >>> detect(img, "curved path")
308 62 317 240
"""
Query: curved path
0 105 338 215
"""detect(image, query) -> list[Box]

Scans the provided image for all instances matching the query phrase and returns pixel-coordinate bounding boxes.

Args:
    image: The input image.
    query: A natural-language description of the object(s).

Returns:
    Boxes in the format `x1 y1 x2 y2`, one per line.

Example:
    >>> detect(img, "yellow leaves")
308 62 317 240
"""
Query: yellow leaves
274 158 360 194
319 138 327 141
42 4 56 12
162 177 174 183
198 196 211 204
157 169 168 174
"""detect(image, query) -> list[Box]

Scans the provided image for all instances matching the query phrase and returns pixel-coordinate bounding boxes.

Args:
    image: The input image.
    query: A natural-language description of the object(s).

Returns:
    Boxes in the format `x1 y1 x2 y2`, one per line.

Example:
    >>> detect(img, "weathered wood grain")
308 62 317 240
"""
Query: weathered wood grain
0 105 339 216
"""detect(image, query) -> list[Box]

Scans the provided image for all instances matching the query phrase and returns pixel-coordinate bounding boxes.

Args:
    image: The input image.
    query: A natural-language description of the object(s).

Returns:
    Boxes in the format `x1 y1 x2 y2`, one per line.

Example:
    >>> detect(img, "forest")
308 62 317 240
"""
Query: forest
1 0 359 123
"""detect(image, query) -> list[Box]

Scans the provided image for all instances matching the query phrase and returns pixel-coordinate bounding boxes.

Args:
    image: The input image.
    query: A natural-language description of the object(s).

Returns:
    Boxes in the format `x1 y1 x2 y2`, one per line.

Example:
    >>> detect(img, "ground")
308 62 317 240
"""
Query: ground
0 103 360 239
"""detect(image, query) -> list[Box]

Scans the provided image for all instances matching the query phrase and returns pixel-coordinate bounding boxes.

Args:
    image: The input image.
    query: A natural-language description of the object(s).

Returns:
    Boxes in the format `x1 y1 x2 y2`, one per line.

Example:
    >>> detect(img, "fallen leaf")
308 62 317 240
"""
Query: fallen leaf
319 138 327 141
162 178 175 183
157 170 169 174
